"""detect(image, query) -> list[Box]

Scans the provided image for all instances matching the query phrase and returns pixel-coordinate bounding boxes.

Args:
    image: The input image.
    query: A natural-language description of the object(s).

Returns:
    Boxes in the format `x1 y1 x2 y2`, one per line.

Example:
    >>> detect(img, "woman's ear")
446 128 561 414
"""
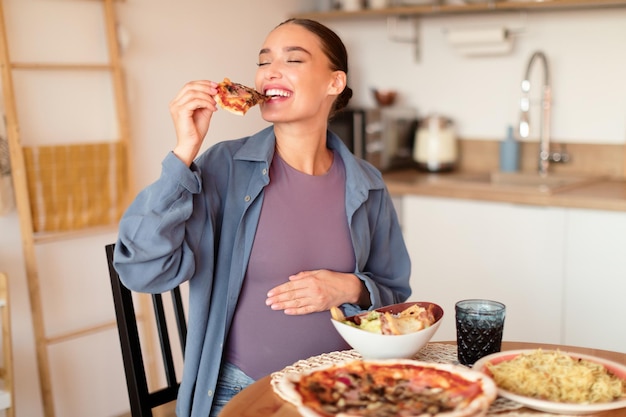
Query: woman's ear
328 71 347 96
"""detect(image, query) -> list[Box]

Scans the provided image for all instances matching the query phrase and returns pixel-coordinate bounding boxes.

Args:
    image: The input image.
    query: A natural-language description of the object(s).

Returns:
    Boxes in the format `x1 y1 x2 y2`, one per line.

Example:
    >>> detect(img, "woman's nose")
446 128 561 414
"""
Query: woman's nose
262 63 282 80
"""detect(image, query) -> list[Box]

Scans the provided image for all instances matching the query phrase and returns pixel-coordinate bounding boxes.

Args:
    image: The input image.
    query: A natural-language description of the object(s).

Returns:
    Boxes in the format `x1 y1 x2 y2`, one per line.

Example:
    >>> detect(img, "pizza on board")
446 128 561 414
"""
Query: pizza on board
214 77 268 115
274 359 497 417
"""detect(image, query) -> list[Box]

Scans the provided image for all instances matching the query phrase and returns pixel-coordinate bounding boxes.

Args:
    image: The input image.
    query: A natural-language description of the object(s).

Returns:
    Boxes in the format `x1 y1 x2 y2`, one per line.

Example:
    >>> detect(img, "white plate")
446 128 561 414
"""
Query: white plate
473 349 626 415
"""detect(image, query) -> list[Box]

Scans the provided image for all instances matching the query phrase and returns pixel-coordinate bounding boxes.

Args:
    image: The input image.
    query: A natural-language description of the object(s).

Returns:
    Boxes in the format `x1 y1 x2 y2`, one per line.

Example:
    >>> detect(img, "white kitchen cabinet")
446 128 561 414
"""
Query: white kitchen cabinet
402 195 567 345
563 209 626 352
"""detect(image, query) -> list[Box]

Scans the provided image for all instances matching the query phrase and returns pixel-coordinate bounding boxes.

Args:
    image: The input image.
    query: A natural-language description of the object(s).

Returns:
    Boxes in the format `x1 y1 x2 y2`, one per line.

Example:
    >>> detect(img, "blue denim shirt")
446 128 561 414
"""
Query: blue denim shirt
113 125 411 417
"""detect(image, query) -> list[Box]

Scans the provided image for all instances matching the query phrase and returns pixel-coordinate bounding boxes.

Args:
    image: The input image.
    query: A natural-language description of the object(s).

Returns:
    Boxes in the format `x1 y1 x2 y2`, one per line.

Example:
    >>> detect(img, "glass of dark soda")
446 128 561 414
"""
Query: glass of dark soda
455 299 506 366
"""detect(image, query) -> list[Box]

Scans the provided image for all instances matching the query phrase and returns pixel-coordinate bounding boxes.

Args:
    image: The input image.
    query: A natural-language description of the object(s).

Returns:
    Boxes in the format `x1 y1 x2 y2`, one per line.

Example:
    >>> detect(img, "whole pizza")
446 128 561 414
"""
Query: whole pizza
273 359 497 417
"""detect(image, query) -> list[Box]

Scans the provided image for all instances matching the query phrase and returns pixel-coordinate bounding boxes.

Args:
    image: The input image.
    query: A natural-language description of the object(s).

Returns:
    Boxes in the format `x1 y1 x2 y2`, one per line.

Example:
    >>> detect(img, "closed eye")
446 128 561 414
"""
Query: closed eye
257 59 303 67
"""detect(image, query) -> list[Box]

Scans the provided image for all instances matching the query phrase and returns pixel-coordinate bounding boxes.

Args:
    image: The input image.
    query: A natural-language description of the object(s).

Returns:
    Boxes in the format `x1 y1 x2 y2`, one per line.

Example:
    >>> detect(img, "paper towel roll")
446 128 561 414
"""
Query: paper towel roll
454 40 513 57
447 27 509 45
447 27 512 56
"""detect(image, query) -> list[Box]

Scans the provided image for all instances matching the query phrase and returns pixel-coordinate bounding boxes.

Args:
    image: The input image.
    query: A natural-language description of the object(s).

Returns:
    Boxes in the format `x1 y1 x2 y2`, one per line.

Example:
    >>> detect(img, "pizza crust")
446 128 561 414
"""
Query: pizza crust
214 93 245 116
274 359 497 417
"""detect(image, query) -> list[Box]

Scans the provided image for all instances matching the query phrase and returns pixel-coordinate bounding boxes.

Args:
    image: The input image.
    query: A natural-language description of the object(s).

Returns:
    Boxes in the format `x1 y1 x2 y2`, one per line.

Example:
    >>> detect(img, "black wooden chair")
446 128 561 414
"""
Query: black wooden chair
105 243 187 417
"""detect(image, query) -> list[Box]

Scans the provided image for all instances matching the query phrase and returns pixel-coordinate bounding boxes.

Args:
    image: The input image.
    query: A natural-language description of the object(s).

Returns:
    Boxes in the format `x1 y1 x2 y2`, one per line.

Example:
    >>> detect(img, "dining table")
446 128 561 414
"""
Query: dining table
219 340 626 417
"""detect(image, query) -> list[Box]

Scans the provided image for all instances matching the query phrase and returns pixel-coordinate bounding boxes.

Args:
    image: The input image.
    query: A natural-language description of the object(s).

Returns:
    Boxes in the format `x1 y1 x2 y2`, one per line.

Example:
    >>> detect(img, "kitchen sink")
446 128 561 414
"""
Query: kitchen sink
431 171 602 194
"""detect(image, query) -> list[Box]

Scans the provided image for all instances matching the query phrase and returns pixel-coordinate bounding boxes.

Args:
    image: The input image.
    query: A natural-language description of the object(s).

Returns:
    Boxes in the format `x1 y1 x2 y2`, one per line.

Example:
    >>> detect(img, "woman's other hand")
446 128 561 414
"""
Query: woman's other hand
265 270 370 315
169 80 219 166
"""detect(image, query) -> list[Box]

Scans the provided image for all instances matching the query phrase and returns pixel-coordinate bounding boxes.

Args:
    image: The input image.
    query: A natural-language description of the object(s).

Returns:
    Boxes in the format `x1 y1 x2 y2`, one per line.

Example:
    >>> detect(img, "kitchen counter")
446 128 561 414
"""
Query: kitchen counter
383 169 626 212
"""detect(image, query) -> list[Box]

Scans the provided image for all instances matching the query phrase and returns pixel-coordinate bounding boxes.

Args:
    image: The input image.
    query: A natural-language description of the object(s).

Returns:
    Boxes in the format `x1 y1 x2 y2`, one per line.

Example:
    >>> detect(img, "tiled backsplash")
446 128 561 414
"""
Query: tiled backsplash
457 139 625 179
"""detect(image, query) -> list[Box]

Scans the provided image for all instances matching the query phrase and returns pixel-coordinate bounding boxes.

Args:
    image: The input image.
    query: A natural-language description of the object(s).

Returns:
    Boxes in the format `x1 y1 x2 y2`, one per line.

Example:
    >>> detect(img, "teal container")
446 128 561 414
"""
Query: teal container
499 125 519 172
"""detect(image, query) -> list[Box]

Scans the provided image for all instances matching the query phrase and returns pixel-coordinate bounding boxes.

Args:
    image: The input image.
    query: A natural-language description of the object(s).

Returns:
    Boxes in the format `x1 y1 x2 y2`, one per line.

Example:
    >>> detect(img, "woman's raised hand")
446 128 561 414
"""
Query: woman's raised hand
169 80 219 166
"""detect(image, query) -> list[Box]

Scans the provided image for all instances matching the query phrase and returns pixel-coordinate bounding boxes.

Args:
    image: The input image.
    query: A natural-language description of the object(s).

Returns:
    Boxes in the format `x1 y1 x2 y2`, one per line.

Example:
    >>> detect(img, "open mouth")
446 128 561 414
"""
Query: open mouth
264 88 292 99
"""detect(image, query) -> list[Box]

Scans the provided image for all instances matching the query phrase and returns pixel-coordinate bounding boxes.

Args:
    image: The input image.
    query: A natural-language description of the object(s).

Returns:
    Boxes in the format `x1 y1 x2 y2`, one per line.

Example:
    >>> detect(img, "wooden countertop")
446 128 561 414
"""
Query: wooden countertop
383 169 626 212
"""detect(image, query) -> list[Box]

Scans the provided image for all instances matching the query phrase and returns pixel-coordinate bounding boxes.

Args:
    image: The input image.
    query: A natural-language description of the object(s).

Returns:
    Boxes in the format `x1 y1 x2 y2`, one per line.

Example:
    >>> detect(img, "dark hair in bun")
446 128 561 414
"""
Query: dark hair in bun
277 18 352 119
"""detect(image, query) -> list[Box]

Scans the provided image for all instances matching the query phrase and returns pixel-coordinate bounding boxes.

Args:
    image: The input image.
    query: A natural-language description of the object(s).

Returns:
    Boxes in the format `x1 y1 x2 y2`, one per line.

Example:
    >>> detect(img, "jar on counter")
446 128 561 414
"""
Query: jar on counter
413 115 458 172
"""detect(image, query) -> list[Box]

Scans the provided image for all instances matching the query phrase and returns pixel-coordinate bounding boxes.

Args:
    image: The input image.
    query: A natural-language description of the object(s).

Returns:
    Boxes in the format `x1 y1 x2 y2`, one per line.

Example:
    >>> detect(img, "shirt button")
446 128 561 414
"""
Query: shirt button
244 195 251 202
208 390 213 397
262 168 267 175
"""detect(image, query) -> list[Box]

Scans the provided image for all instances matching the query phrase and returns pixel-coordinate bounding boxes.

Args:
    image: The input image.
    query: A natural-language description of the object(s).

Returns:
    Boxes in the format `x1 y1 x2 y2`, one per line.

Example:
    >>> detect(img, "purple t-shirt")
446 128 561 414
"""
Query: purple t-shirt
224 151 355 379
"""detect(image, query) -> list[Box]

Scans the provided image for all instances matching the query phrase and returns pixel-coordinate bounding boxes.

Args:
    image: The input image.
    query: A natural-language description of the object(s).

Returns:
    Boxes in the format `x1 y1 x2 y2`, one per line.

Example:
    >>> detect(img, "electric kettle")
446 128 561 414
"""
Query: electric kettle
413 115 458 172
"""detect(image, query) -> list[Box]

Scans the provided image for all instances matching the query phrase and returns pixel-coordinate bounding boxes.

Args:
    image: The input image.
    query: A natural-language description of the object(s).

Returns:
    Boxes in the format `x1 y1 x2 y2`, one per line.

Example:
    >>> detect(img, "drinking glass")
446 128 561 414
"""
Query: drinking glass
455 299 505 366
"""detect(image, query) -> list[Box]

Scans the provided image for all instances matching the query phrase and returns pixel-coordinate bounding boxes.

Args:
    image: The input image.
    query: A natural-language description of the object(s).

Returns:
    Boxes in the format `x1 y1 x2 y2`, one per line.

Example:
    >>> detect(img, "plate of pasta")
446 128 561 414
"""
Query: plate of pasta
473 349 626 415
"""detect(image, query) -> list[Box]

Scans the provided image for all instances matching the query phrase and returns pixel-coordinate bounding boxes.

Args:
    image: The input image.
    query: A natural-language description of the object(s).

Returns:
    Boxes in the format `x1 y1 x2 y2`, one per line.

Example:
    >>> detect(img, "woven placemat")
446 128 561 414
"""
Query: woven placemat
270 343 523 414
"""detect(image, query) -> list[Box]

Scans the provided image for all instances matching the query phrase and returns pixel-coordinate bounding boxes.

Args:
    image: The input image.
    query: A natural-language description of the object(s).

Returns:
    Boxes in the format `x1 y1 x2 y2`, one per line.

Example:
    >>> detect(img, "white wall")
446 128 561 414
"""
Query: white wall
117 0 302 188
0 1 625 416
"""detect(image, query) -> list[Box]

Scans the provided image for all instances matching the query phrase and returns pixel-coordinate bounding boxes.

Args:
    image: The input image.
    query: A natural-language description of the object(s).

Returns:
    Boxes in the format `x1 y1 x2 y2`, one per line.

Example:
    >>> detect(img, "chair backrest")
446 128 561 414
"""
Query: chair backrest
105 243 187 417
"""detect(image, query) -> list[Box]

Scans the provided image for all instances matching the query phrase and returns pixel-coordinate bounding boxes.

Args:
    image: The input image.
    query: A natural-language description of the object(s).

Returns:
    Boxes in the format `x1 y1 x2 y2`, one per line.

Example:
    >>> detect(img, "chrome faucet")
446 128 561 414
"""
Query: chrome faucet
519 51 567 176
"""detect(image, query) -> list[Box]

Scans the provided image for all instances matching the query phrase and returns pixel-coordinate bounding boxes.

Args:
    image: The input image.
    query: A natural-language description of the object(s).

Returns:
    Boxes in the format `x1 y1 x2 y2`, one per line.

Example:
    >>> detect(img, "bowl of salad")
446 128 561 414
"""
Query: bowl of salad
330 301 444 359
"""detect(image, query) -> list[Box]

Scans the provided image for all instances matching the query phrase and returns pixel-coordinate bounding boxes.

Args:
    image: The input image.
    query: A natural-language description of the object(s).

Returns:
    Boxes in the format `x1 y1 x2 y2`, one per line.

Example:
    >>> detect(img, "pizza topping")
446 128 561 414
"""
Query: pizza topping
214 77 268 115
294 361 490 417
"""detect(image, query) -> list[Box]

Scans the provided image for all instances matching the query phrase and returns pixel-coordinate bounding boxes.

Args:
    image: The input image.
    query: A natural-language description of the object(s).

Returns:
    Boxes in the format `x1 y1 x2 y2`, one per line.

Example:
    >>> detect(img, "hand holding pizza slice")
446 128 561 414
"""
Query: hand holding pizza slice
214 77 268 116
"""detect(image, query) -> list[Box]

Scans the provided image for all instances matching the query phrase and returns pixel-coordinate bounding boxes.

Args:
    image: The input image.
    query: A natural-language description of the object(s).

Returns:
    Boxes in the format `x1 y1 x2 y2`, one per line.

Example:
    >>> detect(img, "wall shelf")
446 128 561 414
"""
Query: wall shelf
294 0 626 20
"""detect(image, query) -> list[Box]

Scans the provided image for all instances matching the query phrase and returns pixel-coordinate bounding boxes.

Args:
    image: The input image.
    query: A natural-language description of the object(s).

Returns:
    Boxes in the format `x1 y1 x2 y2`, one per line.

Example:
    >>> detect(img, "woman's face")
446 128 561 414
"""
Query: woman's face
255 23 345 124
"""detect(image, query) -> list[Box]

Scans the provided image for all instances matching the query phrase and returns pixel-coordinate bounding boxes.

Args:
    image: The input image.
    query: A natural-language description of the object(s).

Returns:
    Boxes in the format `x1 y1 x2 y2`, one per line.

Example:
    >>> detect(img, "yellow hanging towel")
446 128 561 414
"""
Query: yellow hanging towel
22 142 128 233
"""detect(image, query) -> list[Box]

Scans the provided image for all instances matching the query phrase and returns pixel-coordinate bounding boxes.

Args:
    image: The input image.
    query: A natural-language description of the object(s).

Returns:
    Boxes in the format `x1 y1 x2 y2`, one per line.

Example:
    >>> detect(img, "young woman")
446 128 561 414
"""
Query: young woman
114 18 411 417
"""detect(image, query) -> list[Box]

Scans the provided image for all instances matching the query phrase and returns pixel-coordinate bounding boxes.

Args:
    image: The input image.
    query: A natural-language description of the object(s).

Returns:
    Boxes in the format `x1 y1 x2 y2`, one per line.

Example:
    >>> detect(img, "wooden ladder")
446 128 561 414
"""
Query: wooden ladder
0 1 132 416
0 273 14 417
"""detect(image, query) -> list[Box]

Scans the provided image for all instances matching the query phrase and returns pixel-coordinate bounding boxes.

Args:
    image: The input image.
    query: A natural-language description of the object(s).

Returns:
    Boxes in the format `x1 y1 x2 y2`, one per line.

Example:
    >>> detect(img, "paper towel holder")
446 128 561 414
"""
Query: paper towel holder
387 15 421 61
444 26 520 57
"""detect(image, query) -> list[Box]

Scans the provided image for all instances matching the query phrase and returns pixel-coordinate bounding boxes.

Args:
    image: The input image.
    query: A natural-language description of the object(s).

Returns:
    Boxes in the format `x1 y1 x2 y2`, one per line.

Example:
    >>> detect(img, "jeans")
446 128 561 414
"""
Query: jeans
209 362 255 417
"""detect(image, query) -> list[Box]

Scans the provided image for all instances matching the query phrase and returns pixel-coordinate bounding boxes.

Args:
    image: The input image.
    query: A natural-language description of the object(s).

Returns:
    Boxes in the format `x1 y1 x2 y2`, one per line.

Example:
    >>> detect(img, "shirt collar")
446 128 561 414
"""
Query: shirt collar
233 125 275 164
233 125 385 191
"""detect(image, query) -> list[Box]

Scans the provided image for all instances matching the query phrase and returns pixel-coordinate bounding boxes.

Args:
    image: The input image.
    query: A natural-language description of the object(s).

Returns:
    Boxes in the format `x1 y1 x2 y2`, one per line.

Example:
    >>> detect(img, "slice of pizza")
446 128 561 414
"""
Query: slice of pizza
215 77 268 116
